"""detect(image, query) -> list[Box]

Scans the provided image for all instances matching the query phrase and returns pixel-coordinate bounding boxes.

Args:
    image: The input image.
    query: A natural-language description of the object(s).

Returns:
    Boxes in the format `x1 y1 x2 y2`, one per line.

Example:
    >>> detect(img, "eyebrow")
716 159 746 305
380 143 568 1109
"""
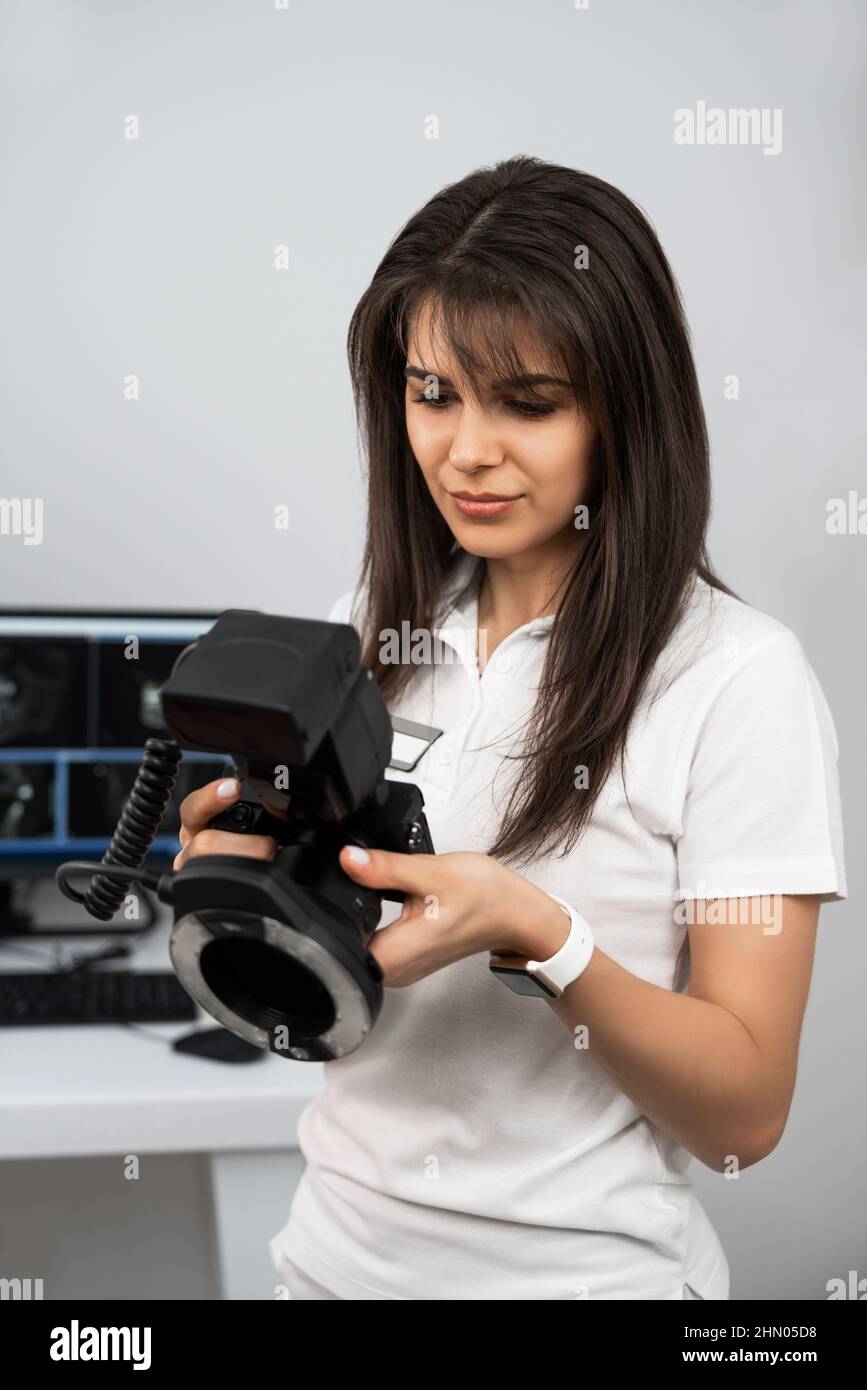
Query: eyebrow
403 364 572 392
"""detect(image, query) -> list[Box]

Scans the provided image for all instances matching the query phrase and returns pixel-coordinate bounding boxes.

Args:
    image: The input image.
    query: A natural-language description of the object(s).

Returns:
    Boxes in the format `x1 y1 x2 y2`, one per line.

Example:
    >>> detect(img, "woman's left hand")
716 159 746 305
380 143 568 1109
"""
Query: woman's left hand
338 844 569 987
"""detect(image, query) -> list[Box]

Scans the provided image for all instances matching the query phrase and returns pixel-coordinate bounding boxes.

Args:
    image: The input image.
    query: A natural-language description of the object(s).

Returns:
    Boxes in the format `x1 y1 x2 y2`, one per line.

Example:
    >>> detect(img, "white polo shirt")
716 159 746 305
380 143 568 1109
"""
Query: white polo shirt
270 550 846 1300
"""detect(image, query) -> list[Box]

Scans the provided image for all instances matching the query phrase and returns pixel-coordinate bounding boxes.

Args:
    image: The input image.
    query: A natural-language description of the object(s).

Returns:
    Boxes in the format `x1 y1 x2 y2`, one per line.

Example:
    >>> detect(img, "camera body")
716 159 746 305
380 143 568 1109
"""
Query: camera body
157 608 434 1060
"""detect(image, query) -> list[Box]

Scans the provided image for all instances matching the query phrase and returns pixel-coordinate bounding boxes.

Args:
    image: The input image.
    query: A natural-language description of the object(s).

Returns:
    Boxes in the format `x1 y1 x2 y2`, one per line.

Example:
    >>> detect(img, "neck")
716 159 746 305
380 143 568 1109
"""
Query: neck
477 531 579 632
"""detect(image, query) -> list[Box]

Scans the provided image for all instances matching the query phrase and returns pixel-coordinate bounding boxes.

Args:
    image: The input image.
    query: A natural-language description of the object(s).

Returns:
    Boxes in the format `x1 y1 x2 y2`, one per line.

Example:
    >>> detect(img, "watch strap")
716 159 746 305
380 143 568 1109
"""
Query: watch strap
526 894 594 997
490 894 594 999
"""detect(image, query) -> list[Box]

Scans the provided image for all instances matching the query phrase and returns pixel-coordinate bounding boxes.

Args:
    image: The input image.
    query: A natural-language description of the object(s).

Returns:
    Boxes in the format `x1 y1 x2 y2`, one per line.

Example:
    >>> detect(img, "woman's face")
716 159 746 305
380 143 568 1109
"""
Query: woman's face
404 301 598 562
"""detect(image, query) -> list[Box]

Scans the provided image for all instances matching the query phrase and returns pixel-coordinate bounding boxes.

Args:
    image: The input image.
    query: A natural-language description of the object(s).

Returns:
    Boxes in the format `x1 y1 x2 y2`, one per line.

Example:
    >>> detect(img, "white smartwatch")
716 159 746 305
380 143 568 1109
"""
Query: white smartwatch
489 894 595 999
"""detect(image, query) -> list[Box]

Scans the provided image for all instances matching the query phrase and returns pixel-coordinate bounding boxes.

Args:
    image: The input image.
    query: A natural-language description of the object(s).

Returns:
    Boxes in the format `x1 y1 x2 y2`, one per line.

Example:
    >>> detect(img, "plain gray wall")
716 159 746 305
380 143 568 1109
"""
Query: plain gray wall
0 0 864 1299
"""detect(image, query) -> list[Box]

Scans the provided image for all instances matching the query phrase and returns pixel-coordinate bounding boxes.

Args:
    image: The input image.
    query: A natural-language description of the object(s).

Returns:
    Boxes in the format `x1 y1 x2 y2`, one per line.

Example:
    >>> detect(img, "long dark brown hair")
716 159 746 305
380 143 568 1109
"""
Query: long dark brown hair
346 155 735 869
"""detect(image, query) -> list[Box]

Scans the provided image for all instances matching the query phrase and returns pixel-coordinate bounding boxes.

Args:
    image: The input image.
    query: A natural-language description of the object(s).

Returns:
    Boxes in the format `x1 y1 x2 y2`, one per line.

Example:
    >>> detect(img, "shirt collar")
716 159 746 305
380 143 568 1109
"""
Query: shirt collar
435 549 556 661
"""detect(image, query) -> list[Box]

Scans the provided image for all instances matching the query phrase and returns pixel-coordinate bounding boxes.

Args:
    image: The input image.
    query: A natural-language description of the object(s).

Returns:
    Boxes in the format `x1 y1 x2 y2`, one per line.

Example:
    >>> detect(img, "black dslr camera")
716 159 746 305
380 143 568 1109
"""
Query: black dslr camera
56 610 434 1061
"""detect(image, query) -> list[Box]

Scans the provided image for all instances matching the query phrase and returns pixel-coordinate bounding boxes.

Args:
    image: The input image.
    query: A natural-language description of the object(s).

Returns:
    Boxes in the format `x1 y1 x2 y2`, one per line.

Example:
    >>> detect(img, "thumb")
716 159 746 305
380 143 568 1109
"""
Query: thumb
339 843 435 896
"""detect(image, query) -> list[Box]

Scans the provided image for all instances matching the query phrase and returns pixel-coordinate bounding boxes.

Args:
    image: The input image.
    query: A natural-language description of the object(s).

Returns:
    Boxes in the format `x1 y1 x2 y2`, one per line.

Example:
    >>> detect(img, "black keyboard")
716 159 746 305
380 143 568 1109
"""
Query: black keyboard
0 971 197 1026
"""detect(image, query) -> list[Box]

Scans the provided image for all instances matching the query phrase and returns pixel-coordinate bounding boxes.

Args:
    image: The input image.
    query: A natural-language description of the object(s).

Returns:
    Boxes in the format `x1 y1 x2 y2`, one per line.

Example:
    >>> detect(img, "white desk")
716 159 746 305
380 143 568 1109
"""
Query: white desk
0 911 324 1299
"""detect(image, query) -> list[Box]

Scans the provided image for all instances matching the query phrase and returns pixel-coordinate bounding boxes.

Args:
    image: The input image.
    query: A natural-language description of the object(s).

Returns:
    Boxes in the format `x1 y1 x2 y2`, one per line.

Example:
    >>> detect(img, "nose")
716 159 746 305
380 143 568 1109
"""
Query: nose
447 402 506 473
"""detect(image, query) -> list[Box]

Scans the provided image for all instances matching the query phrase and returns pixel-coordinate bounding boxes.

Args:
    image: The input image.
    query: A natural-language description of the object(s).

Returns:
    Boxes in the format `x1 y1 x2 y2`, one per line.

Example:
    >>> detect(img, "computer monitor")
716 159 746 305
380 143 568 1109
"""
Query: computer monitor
0 608 228 932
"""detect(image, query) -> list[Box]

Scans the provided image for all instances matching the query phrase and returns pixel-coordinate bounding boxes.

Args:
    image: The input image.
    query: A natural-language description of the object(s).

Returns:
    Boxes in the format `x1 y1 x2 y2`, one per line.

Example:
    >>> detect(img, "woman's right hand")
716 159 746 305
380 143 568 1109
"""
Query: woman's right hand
173 777 280 871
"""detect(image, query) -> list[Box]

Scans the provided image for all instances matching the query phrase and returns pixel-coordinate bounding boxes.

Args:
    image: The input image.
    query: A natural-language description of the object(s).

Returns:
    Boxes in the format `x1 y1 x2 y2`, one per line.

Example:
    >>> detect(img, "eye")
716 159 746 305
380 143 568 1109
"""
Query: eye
503 399 557 419
410 392 556 419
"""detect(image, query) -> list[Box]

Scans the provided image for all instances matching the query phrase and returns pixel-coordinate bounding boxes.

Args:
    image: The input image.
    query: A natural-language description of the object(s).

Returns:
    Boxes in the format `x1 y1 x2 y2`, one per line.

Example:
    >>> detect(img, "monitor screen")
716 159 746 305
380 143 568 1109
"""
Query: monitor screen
0 610 228 875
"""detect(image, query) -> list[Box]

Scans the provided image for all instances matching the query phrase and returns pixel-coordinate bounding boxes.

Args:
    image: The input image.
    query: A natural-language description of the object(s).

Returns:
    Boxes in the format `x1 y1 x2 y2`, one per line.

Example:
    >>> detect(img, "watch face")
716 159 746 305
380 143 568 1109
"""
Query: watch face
488 964 557 999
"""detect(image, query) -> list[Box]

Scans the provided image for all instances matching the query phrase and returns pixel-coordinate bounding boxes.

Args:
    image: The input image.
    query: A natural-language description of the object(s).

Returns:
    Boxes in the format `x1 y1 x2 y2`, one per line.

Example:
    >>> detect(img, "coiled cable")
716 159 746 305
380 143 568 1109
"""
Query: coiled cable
60 737 183 920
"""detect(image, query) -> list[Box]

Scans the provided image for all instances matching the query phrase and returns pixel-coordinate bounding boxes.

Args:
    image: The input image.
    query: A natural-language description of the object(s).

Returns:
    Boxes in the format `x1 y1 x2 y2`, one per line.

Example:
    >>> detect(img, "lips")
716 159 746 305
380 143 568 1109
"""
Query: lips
450 492 521 502
448 490 524 518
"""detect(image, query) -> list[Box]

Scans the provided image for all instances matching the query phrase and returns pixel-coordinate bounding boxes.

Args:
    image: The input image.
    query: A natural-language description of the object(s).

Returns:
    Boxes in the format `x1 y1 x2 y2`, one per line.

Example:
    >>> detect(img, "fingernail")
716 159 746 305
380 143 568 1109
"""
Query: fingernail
345 845 370 864
217 778 240 799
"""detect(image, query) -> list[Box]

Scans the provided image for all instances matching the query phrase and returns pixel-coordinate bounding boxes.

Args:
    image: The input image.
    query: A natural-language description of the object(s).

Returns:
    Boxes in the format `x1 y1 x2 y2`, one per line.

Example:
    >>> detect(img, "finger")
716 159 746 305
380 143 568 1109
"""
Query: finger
339 845 437 896
366 915 451 987
389 898 425 929
173 830 277 871
178 777 242 837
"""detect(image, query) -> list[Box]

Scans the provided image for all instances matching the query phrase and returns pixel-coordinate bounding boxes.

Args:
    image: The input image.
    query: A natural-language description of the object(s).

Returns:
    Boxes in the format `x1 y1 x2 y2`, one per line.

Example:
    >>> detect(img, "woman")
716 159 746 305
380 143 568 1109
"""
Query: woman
177 157 846 1300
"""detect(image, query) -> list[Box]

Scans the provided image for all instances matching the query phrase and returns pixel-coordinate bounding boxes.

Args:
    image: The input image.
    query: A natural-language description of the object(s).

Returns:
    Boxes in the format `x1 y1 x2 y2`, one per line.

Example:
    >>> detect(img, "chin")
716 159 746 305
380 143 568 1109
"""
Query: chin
451 530 532 560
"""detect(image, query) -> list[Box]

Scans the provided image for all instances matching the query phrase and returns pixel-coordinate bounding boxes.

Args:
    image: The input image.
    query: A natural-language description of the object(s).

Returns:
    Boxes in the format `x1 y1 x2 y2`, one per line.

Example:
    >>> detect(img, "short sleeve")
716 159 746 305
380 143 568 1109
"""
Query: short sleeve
673 630 847 904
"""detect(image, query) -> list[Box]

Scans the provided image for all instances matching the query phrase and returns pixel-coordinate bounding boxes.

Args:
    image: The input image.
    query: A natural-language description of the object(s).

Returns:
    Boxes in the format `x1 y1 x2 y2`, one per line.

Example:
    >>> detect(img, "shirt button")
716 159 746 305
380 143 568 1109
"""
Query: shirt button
439 745 454 765
495 653 513 673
